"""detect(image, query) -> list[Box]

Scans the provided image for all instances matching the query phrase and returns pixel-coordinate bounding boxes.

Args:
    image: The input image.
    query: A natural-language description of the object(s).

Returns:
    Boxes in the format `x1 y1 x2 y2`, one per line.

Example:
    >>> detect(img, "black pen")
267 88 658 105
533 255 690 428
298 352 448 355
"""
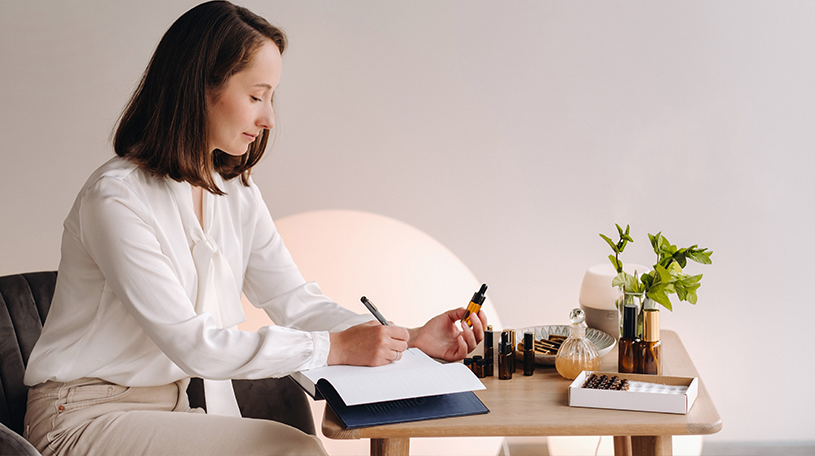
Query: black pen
360 296 390 326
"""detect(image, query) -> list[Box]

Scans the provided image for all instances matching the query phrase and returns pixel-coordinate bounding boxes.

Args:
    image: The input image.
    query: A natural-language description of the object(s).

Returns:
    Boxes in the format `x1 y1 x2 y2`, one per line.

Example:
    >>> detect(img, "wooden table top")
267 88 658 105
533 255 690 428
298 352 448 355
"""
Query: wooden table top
322 330 721 440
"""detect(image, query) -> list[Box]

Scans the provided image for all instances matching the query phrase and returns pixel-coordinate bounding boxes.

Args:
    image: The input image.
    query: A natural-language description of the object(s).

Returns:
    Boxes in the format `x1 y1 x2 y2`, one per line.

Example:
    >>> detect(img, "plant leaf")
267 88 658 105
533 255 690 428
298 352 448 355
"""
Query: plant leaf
608 254 623 273
654 264 673 283
673 248 688 268
687 248 713 265
599 233 619 253
647 287 673 311
640 272 654 290
668 261 683 274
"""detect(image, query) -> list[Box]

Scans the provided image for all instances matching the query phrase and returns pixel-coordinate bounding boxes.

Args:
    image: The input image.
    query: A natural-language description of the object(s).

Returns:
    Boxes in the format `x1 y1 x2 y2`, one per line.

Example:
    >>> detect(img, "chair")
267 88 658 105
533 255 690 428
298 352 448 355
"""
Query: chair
0 271 315 456
240 209 506 456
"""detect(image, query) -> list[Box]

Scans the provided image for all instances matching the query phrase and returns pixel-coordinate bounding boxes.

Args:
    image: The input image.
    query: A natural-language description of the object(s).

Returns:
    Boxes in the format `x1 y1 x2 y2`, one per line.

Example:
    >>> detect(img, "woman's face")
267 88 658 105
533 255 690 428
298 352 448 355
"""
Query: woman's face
207 40 282 156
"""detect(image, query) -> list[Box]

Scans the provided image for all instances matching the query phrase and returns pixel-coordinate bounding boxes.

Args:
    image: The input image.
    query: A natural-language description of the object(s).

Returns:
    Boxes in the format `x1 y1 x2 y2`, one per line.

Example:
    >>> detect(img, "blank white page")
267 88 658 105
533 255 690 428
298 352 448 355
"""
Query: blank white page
300 348 485 406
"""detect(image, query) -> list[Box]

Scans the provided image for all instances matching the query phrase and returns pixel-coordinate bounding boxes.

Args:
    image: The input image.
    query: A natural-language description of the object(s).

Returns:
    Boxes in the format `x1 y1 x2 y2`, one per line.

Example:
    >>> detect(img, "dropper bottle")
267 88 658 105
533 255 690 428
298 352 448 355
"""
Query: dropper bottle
498 331 513 380
617 304 639 374
462 284 488 326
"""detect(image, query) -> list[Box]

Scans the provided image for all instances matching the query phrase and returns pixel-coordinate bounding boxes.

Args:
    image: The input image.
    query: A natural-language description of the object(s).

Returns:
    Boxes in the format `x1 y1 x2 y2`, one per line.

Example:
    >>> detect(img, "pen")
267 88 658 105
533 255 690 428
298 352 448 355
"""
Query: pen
360 296 390 326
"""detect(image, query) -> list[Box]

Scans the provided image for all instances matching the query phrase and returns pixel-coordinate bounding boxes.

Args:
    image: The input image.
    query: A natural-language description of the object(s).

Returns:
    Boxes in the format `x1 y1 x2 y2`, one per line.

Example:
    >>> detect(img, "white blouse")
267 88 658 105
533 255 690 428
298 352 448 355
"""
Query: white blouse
24 157 371 387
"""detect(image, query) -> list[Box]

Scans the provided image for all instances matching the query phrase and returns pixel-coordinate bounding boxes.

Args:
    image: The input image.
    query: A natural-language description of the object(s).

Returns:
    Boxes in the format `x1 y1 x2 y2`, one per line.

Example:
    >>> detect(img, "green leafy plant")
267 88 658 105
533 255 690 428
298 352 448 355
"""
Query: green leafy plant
599 224 713 311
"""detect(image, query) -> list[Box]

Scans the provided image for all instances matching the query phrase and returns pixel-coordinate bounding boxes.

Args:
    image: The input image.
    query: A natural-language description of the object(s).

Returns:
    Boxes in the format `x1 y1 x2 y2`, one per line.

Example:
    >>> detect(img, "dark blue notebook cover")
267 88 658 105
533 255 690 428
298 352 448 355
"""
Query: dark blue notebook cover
316 378 489 429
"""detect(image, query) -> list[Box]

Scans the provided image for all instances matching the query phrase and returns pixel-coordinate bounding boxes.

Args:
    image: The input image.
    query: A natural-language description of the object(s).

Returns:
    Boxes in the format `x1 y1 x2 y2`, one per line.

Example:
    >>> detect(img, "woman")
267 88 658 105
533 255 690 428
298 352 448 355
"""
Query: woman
22 2 487 455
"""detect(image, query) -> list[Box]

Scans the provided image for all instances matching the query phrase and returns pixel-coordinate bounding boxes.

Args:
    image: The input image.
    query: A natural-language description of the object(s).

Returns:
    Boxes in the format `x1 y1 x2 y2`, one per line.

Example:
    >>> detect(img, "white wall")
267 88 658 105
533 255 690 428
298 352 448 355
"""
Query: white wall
2 0 813 444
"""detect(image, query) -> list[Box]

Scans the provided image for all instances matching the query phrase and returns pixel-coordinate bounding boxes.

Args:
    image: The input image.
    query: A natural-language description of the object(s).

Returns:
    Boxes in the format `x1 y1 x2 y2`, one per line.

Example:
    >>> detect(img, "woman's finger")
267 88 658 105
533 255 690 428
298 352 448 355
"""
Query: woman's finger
459 319 478 352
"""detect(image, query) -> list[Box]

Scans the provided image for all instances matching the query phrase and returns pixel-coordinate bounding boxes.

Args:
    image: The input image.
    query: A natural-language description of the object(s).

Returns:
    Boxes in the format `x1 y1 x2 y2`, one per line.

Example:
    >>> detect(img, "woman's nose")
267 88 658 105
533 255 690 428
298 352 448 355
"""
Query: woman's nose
258 104 275 130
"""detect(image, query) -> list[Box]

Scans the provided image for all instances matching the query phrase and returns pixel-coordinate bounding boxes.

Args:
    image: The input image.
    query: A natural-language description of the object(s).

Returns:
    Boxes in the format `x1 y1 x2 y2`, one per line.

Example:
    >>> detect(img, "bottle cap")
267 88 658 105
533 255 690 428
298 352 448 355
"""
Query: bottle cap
470 283 487 306
471 284 488 305
524 332 534 350
484 329 493 347
642 309 660 341
622 305 638 339
505 329 516 347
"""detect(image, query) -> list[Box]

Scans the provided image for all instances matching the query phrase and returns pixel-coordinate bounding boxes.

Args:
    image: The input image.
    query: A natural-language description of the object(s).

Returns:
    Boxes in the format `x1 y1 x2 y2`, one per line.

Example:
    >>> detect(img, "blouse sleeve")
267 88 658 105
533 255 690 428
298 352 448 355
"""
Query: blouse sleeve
79 176 345 379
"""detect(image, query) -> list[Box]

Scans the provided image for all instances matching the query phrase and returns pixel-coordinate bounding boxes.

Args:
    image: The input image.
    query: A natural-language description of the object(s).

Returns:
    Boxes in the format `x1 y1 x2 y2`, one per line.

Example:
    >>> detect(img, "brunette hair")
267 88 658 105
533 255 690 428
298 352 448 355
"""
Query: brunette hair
114 1 287 194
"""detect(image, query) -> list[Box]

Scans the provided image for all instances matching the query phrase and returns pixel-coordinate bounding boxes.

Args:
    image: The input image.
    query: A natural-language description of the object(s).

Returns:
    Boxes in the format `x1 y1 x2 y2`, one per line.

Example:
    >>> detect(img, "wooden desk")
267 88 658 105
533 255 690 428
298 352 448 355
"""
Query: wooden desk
322 330 721 456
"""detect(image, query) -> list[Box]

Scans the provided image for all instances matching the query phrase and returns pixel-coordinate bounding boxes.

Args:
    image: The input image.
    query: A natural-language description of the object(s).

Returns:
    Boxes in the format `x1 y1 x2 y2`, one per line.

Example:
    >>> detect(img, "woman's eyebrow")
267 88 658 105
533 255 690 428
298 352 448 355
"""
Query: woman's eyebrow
253 83 273 90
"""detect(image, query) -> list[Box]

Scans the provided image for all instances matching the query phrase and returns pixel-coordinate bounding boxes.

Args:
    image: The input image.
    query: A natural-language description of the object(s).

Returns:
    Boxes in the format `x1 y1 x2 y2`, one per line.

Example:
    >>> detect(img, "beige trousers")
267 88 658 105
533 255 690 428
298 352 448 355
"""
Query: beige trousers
23 378 327 456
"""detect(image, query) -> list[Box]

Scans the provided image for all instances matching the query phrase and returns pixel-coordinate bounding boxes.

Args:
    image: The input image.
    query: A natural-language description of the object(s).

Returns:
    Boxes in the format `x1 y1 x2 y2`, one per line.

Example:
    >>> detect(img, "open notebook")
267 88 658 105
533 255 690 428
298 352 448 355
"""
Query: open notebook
290 348 489 428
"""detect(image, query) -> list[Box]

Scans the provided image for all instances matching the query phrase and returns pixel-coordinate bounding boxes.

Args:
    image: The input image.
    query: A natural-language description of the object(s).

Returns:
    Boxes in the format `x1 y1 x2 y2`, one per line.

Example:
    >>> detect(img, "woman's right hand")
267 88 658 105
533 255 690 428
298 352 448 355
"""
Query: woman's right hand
327 321 409 366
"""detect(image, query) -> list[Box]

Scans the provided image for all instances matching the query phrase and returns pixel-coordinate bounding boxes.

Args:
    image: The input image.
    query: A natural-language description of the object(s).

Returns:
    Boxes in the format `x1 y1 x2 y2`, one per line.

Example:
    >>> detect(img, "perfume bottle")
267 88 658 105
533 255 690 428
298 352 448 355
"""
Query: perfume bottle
523 332 535 376
617 304 639 374
637 308 663 375
555 308 601 380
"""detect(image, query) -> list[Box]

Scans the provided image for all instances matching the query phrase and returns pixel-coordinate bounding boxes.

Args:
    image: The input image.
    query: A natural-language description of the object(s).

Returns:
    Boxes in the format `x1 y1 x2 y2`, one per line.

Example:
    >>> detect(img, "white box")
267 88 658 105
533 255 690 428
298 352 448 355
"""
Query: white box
568 371 699 415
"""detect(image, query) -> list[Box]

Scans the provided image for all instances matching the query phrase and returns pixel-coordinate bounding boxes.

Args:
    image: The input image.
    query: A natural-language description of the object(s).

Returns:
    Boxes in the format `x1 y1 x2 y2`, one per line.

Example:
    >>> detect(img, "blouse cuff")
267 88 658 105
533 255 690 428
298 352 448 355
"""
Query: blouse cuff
310 330 331 368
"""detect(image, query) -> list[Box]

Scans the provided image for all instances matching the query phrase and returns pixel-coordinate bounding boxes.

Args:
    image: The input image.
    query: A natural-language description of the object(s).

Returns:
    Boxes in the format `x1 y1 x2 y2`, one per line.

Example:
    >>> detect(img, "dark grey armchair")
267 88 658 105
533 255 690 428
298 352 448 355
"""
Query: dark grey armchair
0 271 315 456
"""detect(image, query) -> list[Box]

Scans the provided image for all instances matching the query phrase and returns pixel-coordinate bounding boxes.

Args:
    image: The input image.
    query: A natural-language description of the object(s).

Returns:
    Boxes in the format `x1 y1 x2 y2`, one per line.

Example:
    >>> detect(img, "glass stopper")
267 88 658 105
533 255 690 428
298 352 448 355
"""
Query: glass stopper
569 308 585 325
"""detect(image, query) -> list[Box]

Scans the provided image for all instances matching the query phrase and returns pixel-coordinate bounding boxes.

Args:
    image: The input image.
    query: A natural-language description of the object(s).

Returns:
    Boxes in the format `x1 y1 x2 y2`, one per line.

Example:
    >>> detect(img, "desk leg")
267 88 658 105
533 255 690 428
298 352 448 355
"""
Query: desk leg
614 436 632 456
631 435 672 456
371 438 409 456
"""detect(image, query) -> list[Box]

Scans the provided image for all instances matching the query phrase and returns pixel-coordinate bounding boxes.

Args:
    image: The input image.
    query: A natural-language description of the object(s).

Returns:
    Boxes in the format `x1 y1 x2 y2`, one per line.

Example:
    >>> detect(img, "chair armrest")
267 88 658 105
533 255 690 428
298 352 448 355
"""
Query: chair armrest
0 422 41 456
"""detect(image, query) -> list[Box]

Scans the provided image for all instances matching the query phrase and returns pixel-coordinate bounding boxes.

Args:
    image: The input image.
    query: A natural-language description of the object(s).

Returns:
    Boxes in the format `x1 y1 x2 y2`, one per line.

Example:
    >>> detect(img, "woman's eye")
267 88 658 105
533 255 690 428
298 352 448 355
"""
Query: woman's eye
251 96 262 102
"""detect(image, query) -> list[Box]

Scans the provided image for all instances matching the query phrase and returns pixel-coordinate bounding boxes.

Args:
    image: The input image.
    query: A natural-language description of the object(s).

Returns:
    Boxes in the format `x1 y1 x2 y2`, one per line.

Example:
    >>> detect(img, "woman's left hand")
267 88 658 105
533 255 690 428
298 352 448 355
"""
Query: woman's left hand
407 307 487 362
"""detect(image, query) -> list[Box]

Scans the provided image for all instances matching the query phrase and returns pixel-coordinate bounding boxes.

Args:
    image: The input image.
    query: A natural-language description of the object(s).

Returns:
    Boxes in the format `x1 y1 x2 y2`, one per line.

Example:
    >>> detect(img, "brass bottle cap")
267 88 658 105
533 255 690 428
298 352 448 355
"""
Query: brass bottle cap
643 309 660 342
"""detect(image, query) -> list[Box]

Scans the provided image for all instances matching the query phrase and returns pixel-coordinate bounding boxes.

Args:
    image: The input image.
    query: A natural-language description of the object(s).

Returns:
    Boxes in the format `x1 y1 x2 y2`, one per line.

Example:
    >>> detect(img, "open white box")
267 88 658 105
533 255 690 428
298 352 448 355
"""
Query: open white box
568 371 699 415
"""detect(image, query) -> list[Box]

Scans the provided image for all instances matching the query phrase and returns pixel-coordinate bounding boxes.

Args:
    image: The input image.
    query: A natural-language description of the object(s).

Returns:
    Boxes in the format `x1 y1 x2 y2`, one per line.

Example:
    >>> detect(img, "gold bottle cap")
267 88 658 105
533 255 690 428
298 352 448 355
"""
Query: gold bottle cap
643 309 660 342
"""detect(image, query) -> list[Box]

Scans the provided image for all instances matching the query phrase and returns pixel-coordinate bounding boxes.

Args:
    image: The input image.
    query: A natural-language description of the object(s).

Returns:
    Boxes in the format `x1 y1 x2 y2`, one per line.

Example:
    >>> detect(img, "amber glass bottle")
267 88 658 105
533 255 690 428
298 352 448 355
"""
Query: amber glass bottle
462 284 487 326
483 327 494 377
498 331 513 380
507 329 516 373
617 305 639 373
637 309 663 375
523 332 535 376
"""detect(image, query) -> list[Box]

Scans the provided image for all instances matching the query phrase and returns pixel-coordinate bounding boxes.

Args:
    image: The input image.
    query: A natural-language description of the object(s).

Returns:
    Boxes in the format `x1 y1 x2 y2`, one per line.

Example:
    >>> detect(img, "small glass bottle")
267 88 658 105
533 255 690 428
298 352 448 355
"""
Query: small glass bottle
462 284 487 326
637 308 663 375
523 332 535 376
504 329 516 373
555 308 601 380
617 304 639 374
483 326 494 377
472 355 484 378
498 331 513 380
